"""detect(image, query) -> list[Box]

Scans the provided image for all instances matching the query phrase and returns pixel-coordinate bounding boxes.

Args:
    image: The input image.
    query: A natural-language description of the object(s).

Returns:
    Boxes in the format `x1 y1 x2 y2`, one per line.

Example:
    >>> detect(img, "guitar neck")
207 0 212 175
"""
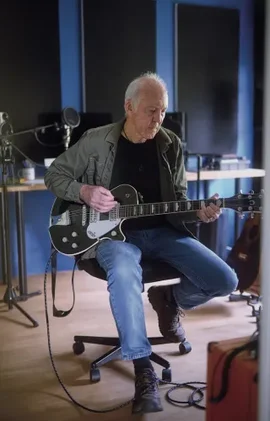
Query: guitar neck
118 198 225 218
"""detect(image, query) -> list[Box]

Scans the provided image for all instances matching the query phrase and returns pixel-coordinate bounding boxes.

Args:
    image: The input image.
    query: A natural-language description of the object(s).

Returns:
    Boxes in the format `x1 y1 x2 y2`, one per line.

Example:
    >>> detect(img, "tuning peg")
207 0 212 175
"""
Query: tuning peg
238 212 245 219
250 212 254 219
249 190 254 195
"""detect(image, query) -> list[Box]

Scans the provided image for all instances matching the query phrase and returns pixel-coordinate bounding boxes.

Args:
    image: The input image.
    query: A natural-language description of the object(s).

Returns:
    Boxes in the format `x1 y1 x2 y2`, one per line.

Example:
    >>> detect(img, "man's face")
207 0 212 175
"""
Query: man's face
125 85 168 142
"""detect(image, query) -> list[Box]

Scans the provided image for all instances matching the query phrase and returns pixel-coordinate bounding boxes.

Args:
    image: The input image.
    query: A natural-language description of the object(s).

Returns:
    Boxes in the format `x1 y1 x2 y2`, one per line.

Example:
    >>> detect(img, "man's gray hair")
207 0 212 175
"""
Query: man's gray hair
124 72 168 107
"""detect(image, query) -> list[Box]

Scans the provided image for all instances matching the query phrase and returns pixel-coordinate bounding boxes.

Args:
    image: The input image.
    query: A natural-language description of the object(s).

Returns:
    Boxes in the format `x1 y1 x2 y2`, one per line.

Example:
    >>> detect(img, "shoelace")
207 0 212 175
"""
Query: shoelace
135 370 159 398
168 307 186 331
165 299 186 318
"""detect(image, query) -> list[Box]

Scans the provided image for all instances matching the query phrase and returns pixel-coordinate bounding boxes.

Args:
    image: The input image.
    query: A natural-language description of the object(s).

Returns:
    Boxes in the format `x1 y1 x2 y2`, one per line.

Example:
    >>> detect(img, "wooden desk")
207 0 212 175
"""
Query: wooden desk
0 169 265 192
188 168 265 240
186 168 265 182
0 179 47 299
0 169 265 298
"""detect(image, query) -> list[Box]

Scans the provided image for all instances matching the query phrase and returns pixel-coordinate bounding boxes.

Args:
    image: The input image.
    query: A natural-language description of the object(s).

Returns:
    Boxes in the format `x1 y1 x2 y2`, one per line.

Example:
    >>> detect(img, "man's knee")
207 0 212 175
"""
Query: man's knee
96 240 142 285
97 240 141 264
219 266 238 296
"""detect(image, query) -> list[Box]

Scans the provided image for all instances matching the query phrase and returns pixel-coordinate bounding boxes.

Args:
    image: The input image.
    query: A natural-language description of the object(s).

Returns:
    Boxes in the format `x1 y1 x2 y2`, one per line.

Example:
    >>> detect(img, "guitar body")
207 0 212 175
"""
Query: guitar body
226 214 261 295
49 184 138 256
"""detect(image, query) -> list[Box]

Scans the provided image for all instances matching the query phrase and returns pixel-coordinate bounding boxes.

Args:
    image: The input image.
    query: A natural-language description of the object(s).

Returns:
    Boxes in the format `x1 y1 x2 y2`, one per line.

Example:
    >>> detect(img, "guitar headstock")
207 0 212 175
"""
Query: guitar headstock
226 190 263 217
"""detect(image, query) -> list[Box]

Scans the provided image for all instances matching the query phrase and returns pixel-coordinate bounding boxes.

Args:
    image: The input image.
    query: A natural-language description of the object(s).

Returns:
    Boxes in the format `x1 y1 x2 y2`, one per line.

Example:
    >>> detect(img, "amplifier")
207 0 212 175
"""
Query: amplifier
206 337 258 421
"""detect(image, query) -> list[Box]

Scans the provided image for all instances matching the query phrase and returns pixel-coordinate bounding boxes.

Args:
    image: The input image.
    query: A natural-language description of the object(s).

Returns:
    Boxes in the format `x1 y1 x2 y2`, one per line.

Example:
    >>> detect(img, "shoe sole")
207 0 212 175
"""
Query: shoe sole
132 399 163 414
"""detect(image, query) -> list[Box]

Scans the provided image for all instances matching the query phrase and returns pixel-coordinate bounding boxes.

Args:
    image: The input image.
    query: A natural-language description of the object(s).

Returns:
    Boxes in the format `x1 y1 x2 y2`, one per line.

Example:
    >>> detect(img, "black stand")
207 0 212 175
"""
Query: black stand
184 151 202 239
14 190 42 301
0 138 39 327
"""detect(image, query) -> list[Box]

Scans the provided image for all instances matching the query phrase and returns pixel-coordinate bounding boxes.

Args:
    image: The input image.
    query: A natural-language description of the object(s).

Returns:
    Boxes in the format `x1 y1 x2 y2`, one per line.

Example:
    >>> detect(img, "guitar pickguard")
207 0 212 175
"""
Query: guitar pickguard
86 218 121 239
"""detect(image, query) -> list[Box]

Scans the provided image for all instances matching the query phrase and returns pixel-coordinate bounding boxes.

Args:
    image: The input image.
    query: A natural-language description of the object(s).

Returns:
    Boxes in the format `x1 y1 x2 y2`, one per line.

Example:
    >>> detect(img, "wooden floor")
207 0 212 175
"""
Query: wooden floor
0 271 257 421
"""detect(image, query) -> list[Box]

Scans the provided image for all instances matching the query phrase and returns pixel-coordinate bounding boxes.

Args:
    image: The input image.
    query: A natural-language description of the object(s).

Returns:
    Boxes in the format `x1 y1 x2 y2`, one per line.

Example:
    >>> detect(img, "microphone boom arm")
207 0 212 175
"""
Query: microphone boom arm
0 123 59 140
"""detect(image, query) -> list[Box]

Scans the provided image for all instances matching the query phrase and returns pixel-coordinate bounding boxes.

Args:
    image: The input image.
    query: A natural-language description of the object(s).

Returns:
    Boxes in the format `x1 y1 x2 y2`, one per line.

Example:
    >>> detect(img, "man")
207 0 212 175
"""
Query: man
45 72 238 414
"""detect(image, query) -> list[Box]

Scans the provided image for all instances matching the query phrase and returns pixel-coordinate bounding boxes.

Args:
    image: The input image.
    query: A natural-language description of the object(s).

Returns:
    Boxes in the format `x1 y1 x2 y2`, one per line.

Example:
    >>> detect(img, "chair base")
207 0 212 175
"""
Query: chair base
73 335 192 383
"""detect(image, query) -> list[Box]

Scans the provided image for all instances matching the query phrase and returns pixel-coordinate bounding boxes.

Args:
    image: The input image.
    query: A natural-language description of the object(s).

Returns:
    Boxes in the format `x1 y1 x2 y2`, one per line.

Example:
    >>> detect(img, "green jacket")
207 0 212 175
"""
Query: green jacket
44 120 197 259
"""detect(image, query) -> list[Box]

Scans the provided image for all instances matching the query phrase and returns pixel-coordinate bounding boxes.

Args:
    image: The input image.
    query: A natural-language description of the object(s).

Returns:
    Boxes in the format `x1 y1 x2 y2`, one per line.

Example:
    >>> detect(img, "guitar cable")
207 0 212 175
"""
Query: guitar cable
209 332 259 404
43 250 207 413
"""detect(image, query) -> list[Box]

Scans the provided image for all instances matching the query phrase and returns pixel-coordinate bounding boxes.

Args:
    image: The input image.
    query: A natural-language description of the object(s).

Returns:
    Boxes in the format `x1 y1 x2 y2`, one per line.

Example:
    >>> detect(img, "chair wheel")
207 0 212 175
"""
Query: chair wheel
73 341 85 355
162 368 172 382
252 308 260 318
90 367 101 383
179 341 192 355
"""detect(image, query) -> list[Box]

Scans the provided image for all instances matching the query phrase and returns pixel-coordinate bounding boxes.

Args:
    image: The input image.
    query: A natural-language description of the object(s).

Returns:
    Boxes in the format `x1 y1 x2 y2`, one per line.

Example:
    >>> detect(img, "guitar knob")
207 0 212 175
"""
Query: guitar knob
62 237 68 243
111 230 117 237
71 232 78 237
72 243 78 248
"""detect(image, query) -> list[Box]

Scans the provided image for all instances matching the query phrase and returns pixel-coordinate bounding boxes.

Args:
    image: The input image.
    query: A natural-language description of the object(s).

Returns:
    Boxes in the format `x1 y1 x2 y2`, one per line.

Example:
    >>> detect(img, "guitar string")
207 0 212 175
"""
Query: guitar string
59 200 258 216
54 199 258 218
59 201 220 217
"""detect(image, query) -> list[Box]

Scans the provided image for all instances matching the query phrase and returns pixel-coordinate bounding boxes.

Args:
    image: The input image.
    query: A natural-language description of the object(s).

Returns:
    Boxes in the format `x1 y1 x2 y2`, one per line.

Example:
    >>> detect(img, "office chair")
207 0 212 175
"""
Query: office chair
68 257 192 383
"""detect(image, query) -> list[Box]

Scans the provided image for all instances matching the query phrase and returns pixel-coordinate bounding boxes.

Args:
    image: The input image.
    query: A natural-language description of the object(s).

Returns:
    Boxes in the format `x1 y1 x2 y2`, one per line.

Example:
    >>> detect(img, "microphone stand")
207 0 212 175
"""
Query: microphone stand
0 122 59 141
0 114 78 326
0 137 38 327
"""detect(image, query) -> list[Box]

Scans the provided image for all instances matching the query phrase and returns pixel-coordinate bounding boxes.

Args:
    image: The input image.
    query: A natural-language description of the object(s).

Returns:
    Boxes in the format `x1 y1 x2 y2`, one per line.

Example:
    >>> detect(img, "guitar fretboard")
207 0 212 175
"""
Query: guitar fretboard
116 198 224 218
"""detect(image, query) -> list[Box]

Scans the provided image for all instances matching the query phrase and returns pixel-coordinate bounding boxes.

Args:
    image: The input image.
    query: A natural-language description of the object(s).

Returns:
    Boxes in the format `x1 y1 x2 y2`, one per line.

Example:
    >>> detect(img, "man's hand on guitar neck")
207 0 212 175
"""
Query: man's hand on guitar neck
196 193 222 223
79 185 118 213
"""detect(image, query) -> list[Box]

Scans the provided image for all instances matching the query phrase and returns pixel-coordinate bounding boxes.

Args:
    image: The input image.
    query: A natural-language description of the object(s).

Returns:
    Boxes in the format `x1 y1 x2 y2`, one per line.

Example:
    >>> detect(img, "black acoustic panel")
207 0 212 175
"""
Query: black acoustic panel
0 0 61 163
253 0 265 170
83 0 156 122
176 4 239 155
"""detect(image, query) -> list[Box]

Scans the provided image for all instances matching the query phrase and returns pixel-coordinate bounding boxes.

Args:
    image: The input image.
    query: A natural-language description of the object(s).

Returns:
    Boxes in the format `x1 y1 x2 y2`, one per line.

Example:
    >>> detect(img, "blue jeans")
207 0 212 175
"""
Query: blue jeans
95 225 238 360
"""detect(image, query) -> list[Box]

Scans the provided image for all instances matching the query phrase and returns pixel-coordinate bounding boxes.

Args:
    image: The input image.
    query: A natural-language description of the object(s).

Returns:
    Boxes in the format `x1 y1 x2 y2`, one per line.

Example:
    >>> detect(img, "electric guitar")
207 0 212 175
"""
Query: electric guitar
49 184 263 256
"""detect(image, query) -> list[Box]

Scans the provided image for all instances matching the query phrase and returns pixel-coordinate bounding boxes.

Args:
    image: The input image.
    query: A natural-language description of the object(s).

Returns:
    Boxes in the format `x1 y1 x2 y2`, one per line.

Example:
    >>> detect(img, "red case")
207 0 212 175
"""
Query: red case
206 337 258 421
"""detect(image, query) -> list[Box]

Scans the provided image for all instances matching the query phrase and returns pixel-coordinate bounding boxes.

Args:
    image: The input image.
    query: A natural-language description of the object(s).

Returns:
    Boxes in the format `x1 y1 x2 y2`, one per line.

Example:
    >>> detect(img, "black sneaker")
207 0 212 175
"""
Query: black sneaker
132 368 163 414
148 285 186 343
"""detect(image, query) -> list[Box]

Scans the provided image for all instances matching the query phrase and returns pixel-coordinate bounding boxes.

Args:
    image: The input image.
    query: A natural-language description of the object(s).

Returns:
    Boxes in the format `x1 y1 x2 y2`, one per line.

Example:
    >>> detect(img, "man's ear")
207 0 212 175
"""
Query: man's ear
124 99 133 115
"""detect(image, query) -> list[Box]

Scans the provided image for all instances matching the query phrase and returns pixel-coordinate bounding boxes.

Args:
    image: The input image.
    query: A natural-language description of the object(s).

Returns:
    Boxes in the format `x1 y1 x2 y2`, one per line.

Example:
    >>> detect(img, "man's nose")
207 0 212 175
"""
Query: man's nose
154 111 163 124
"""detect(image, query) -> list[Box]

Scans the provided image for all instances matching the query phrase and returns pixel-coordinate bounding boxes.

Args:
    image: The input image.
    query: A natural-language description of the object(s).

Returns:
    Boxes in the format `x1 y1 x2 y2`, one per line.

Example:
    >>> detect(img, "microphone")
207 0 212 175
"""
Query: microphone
60 107 81 150
0 108 81 150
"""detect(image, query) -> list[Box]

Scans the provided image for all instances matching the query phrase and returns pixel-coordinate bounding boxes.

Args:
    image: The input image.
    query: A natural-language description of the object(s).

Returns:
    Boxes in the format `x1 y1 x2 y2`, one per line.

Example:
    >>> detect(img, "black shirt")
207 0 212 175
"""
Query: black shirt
109 135 166 230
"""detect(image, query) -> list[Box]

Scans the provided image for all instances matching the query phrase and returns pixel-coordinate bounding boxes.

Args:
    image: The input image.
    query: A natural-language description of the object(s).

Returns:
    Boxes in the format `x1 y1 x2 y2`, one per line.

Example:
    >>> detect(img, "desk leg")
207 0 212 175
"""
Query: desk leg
0 185 39 327
0 191 8 284
229 177 251 303
234 178 240 242
15 191 42 300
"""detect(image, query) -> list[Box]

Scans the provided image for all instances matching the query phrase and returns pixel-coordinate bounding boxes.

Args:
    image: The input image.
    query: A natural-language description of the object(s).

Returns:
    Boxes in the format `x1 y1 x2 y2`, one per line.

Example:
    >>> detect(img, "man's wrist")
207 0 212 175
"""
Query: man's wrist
79 184 89 202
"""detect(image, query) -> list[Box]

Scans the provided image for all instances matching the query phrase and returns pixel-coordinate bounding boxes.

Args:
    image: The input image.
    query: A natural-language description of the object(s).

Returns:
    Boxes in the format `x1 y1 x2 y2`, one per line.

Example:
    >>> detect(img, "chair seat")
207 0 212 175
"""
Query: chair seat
77 257 181 283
